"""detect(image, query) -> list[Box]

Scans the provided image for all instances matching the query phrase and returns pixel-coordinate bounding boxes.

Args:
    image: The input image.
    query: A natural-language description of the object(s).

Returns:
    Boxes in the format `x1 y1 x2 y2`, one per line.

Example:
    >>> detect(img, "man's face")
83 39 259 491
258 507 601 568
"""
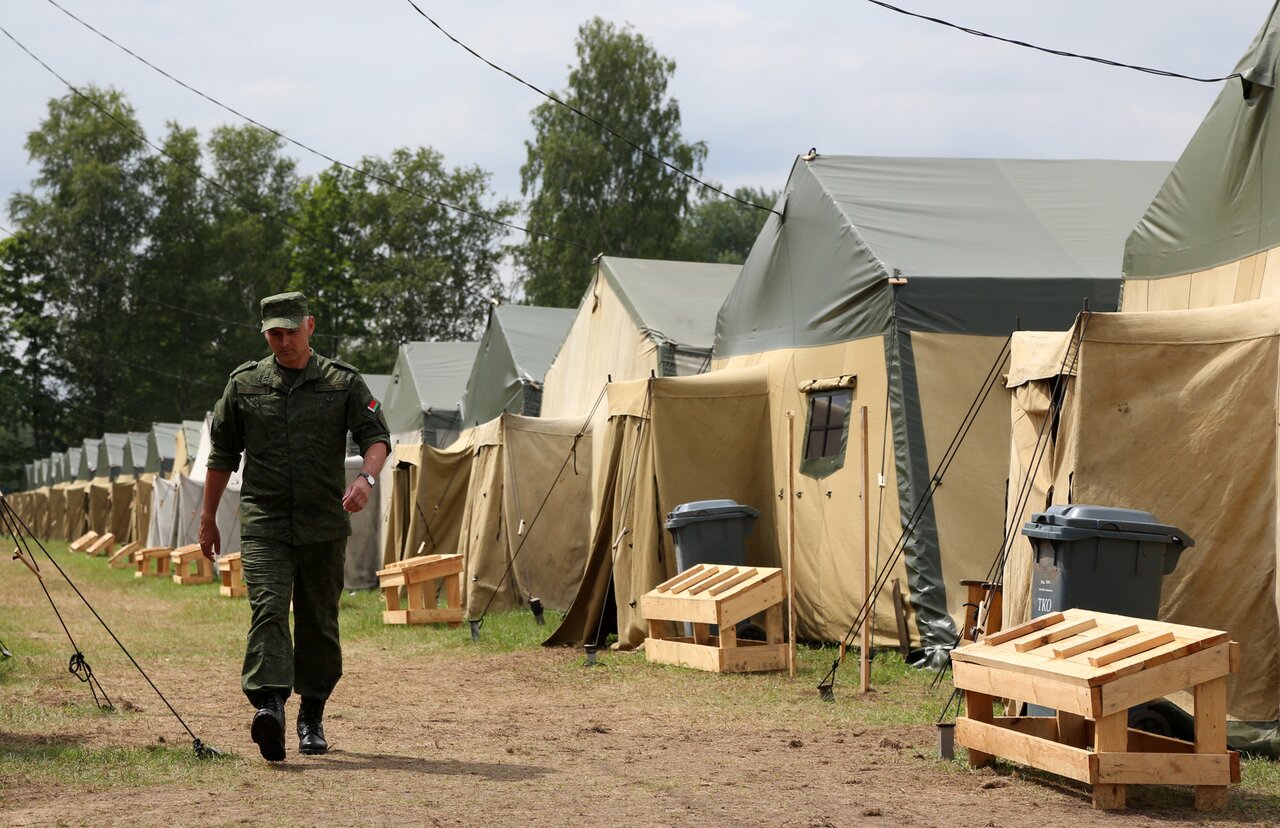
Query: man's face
264 316 315 368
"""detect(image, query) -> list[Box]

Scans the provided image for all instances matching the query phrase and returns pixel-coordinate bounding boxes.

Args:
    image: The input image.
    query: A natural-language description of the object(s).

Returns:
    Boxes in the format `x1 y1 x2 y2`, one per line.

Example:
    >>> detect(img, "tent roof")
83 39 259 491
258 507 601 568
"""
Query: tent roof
384 340 479 437
460 305 575 424
123 432 150 471
98 433 129 472
81 438 102 474
717 155 1172 354
1125 3 1280 280
65 447 82 477
150 423 181 461
600 256 741 348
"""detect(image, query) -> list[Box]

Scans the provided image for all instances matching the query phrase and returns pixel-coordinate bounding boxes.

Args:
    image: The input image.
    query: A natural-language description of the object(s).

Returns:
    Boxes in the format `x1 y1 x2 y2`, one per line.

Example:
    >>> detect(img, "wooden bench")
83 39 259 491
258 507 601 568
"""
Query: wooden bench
377 554 463 626
640 564 786 673
69 531 99 553
170 544 212 585
85 533 115 558
108 541 140 570
218 552 246 598
952 608 1239 811
133 546 172 578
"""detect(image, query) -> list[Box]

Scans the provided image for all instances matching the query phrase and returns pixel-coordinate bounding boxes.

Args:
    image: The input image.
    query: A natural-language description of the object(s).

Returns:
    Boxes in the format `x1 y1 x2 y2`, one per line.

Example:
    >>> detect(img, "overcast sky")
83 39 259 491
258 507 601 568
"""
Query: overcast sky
0 1 1272 235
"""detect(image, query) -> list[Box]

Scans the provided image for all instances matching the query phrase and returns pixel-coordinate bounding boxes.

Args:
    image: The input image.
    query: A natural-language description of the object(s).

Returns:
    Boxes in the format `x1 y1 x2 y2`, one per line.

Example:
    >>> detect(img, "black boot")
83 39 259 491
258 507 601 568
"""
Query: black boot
250 693 286 762
297 697 328 755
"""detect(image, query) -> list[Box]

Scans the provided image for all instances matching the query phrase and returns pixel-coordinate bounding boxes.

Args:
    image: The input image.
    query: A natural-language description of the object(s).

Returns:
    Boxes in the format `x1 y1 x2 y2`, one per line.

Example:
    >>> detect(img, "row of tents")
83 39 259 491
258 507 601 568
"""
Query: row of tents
10 1 1280 753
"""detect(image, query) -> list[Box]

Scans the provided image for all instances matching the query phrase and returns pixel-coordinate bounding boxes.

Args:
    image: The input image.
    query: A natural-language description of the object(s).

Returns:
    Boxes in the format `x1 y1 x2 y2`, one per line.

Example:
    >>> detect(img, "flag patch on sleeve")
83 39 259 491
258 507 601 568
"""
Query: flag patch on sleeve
367 399 381 414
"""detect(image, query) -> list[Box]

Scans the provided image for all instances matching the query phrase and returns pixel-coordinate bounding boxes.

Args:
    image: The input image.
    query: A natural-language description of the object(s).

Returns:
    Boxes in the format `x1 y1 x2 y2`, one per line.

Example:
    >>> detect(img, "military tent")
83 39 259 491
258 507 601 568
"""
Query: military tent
713 154 1171 661
172 419 205 478
46 483 67 541
1124 3 1280 312
63 480 88 541
459 305 575 428
382 434 476 567
77 439 101 480
1003 299 1280 753
456 414 594 617
96 433 128 481
343 455 383 590
540 255 741 430
147 423 181 476
48 453 66 485
550 367 779 649
122 432 149 478
364 374 392 410
383 341 479 447
172 415 243 555
65 447 82 482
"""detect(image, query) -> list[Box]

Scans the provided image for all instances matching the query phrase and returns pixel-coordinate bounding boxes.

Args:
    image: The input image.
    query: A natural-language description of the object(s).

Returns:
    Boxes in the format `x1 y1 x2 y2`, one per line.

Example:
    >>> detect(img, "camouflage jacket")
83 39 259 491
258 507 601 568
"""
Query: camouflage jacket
208 352 390 544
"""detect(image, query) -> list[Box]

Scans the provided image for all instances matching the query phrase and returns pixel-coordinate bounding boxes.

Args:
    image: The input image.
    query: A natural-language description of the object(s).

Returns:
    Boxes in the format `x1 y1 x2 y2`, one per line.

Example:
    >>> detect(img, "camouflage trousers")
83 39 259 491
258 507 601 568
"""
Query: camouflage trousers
240 536 346 706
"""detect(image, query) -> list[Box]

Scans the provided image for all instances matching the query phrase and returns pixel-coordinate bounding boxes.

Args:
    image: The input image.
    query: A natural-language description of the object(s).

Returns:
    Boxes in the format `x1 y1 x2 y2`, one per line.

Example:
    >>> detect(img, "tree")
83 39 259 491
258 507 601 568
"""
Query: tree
8 85 152 438
678 187 779 265
291 149 516 371
0 232 56 491
518 18 706 307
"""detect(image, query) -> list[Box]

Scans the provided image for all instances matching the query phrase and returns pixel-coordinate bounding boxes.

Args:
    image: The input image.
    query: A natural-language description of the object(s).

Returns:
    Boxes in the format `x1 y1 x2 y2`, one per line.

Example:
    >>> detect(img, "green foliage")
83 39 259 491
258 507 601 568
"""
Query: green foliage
518 18 707 306
290 149 516 372
678 187 779 265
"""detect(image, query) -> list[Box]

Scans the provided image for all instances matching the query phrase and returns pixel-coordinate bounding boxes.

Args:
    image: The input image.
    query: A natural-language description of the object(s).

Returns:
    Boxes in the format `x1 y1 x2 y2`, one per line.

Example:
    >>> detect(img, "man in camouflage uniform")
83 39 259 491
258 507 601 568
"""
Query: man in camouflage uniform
200 291 390 762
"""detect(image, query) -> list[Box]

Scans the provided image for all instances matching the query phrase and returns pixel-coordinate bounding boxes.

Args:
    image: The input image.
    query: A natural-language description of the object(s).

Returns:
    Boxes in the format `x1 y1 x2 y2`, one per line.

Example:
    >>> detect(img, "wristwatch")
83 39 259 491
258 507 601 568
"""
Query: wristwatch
358 472 376 487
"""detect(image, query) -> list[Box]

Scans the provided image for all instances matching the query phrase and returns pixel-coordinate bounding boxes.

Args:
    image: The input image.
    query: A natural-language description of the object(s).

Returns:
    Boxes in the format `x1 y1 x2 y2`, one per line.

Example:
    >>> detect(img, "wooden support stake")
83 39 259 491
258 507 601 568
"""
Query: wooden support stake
860 405 871 693
1194 675 1229 811
891 578 911 658
785 410 797 679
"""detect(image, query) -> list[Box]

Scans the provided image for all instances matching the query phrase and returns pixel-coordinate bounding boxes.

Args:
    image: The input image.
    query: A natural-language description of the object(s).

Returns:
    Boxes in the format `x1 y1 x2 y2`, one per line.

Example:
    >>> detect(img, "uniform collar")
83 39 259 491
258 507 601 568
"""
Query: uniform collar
263 351 321 391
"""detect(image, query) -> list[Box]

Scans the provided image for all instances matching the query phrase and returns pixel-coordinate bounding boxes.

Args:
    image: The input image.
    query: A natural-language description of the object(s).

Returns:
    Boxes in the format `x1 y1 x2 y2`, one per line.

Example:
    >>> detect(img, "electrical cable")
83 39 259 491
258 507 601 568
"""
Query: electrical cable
861 0 1243 84
399 0 779 218
0 23 496 307
40 0 589 253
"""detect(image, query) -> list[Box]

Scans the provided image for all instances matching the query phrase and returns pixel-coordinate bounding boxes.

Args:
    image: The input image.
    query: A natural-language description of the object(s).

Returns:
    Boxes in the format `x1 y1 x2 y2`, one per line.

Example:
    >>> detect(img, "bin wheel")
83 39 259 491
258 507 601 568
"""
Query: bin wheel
1128 704 1173 737
735 622 766 642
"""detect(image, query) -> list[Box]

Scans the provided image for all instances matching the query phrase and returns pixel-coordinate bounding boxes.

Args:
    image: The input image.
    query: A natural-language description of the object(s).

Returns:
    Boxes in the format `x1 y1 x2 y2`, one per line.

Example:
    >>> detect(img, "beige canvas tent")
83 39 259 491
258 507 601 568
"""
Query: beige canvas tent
382 434 476 567
550 367 778 649
713 154 1171 660
457 414 593 617
1003 299 1280 751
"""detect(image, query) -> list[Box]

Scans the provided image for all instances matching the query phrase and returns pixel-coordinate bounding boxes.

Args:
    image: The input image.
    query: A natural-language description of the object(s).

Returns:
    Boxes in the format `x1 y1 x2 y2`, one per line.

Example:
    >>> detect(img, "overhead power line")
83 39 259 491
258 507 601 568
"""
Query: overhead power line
399 0 780 217
861 0 1244 83
0 23 494 306
41 0 590 253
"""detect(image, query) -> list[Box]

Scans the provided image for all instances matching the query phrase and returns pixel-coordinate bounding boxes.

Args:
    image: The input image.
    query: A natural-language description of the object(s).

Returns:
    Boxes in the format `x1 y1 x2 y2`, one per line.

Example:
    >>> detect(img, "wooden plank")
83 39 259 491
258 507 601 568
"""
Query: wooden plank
1086 631 1175 668
1194 675 1229 811
1013 617 1098 653
954 717 1093 783
764 603 783 645
1052 625 1140 659
1057 711 1088 748
891 578 911 658
655 564 707 593
386 607 464 625
989 716 1059 741
669 567 726 596
1099 644 1230 718
953 640 1097 684
1093 712 1129 809
707 567 761 597
1095 752 1231 787
952 660 1095 717
717 574 784 627
643 637 784 673
640 592 718 624
982 612 1064 646
964 690 995 768
687 566 743 596
692 623 712 646
1128 728 1194 754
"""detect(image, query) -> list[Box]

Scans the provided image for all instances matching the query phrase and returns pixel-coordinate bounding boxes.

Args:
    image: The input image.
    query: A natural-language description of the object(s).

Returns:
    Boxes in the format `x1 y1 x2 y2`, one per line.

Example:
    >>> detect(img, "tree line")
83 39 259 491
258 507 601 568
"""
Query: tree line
0 18 776 490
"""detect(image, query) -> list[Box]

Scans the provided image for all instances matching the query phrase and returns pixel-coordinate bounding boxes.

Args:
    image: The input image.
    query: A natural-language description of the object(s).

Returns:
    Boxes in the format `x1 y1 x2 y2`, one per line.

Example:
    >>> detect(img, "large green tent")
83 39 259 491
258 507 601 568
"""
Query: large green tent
77 439 101 480
383 341 479 447
65 447 82 482
1124 1 1280 311
714 154 1171 661
95 433 129 481
460 304 575 428
122 432 150 478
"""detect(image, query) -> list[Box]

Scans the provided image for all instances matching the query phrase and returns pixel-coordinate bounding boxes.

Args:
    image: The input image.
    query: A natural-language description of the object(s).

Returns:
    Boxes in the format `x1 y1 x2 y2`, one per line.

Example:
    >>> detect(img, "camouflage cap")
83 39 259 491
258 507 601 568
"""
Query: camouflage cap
260 291 308 332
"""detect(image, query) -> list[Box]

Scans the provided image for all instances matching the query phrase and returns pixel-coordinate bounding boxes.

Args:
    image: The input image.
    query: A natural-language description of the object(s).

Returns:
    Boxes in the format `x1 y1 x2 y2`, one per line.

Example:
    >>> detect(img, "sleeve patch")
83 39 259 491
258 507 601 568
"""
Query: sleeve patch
367 399 381 414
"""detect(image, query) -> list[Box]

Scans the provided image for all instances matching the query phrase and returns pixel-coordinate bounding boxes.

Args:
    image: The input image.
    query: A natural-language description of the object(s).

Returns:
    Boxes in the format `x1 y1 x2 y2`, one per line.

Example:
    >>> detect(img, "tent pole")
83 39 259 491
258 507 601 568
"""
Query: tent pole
786 410 797 679
860 405 871 693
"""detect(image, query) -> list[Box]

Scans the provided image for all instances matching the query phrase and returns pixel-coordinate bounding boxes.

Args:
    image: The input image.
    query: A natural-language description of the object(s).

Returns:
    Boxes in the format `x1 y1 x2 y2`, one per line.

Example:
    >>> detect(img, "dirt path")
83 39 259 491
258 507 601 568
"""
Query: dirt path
5 635 1278 827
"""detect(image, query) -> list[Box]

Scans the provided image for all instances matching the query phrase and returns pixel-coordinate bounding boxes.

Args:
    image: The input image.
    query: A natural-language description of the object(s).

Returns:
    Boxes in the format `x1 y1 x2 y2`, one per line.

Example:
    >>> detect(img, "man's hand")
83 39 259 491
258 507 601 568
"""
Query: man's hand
199 513 221 561
342 475 372 513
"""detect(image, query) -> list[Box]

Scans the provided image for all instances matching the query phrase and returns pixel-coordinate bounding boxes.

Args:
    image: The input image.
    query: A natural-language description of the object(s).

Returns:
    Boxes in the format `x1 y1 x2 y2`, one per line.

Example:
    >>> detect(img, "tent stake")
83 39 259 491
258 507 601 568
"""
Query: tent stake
469 620 480 641
860 405 871 693
785 410 797 679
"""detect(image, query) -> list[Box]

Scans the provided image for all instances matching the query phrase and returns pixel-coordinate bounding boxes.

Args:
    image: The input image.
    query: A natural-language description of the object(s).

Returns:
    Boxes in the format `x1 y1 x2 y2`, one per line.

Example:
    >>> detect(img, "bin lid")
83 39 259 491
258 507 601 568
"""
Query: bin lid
665 499 761 529
1022 504 1194 547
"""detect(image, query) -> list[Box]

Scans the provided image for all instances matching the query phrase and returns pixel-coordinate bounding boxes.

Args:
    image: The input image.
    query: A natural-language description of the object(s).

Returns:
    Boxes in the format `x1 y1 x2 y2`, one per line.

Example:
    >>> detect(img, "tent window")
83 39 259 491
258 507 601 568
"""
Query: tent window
801 390 852 479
